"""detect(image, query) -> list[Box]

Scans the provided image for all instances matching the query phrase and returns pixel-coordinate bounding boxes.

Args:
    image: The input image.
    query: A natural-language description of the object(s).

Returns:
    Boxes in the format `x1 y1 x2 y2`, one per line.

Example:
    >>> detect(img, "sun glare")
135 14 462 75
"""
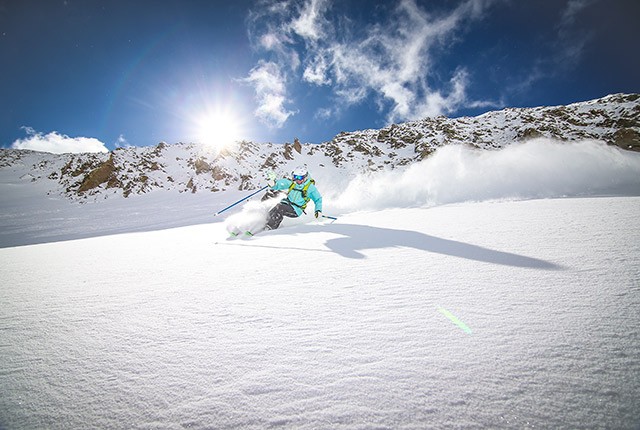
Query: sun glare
194 108 244 151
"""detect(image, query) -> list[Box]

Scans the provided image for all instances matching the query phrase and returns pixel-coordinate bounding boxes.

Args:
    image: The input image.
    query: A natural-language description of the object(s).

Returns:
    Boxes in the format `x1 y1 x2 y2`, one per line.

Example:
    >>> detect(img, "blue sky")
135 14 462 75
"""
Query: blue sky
1 0 638 153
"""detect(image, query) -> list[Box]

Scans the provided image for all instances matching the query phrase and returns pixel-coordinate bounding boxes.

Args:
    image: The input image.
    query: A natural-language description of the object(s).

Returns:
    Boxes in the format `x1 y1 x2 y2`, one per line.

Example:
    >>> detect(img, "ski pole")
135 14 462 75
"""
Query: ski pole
322 214 338 221
214 186 268 217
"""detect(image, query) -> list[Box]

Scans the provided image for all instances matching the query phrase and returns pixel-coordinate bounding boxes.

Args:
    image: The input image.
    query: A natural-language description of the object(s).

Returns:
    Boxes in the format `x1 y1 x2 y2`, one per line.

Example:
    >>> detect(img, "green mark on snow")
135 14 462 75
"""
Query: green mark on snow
438 307 472 334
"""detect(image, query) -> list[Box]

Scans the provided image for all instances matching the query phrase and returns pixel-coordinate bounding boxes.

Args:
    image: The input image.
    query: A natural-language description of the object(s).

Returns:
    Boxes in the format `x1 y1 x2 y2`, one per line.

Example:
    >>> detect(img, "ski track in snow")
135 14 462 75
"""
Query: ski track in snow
1 197 640 429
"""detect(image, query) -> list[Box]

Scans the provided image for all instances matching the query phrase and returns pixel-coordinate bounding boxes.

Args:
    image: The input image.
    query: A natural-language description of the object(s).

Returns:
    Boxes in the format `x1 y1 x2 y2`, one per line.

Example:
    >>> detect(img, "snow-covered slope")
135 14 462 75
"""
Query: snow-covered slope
1 93 639 203
1 197 639 429
1 94 640 429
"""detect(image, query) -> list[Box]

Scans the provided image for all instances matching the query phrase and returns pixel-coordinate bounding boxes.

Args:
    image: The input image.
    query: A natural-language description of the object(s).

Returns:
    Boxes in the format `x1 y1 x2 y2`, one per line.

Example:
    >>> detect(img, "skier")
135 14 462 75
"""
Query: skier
264 165 322 231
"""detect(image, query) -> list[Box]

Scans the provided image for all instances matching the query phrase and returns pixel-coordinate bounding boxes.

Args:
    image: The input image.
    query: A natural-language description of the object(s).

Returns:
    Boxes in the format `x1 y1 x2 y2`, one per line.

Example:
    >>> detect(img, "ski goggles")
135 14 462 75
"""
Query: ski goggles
293 174 306 181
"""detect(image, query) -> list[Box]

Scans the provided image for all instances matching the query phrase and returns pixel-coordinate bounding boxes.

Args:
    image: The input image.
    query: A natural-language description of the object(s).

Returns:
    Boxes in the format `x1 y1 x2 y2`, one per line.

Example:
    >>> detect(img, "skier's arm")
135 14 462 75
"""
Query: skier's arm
271 178 292 191
309 187 322 212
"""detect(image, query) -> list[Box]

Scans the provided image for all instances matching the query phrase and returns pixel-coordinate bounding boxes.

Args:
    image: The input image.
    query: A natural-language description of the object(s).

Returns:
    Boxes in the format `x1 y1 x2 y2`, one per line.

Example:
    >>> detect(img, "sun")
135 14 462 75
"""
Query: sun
194 108 244 151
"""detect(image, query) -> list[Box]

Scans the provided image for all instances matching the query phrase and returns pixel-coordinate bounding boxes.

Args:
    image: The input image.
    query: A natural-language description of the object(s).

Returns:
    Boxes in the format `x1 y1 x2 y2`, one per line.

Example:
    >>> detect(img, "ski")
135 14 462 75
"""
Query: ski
225 224 266 239
226 226 243 238
244 225 267 237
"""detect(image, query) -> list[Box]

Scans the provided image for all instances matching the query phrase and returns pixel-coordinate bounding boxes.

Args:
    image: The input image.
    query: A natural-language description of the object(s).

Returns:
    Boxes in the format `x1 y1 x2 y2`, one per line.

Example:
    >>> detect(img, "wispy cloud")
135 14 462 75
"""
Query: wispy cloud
11 127 109 154
290 0 329 41
240 60 296 128
560 0 595 27
555 0 595 63
512 0 597 94
244 0 497 128
114 134 131 148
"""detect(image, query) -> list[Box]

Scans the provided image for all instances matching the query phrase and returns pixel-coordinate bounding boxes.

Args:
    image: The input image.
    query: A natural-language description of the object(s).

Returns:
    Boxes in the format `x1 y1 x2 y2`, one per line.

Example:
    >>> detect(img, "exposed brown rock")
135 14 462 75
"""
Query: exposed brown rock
78 155 117 193
612 128 640 151
293 137 302 154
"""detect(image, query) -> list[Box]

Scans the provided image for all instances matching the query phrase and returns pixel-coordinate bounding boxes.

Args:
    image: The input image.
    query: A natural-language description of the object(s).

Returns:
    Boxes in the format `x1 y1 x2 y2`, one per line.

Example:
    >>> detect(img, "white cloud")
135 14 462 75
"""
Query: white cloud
244 0 497 126
302 55 331 85
11 127 109 154
114 134 131 148
311 0 492 121
259 33 283 51
240 61 296 128
411 69 470 119
257 32 301 70
314 107 333 120
290 0 329 41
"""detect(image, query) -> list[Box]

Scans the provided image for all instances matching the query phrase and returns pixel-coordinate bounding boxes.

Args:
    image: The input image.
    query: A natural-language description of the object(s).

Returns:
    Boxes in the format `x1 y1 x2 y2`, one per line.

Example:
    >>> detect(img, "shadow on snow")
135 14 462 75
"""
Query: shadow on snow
238 223 563 270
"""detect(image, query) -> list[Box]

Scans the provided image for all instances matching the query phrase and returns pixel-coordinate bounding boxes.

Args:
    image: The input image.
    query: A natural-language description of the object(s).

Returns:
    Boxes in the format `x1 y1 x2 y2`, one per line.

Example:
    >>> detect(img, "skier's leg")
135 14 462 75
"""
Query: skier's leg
266 202 298 230
282 204 299 219
265 203 284 230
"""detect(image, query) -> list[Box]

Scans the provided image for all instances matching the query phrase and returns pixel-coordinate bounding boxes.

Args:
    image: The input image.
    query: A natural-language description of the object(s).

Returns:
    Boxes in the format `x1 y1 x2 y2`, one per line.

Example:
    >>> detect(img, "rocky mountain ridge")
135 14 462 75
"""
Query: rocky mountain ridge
1 93 638 201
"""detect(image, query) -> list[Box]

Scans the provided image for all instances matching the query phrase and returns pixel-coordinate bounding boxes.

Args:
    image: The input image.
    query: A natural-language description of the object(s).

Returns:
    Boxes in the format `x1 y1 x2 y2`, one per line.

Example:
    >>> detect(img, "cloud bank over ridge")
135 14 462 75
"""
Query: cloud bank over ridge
11 127 109 154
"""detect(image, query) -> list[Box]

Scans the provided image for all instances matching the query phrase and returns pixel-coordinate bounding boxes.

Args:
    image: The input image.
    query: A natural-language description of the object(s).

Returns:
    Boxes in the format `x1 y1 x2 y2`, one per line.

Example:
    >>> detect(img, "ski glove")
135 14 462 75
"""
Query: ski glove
315 210 322 219
266 171 276 187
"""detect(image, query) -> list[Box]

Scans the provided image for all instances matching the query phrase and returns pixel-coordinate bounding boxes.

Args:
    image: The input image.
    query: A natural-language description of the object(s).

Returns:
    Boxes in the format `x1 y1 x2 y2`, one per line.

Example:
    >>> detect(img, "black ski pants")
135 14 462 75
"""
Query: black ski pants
266 201 299 230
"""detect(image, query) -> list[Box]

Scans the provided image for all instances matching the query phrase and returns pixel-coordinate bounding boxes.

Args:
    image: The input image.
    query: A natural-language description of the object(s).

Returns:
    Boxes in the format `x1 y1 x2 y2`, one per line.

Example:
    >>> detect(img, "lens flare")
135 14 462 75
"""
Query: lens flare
438 307 472 334
194 108 243 151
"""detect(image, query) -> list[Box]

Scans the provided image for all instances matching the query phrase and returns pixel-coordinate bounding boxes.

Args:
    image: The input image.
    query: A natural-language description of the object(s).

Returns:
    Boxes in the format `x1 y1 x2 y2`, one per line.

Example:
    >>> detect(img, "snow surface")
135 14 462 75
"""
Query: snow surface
1 140 640 429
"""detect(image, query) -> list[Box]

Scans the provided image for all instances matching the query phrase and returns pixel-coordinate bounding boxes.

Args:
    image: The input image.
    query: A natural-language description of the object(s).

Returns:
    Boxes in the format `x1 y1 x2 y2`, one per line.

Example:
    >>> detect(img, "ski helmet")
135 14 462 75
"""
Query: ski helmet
292 165 308 182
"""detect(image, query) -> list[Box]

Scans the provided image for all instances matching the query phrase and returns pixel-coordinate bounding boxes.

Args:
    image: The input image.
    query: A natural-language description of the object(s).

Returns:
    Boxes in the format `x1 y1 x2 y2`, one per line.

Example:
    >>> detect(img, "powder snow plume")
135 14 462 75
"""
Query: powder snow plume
224 199 273 233
223 195 311 232
329 139 640 213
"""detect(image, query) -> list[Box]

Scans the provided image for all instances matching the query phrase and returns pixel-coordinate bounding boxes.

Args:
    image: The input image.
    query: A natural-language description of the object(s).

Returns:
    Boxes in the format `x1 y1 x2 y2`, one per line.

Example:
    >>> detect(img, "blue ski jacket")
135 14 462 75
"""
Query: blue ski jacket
270 177 322 216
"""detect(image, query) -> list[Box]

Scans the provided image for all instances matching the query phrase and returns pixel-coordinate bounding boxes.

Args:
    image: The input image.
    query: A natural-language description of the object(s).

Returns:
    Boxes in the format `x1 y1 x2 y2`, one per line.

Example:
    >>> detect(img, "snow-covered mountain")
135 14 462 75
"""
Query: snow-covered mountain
1 93 639 202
